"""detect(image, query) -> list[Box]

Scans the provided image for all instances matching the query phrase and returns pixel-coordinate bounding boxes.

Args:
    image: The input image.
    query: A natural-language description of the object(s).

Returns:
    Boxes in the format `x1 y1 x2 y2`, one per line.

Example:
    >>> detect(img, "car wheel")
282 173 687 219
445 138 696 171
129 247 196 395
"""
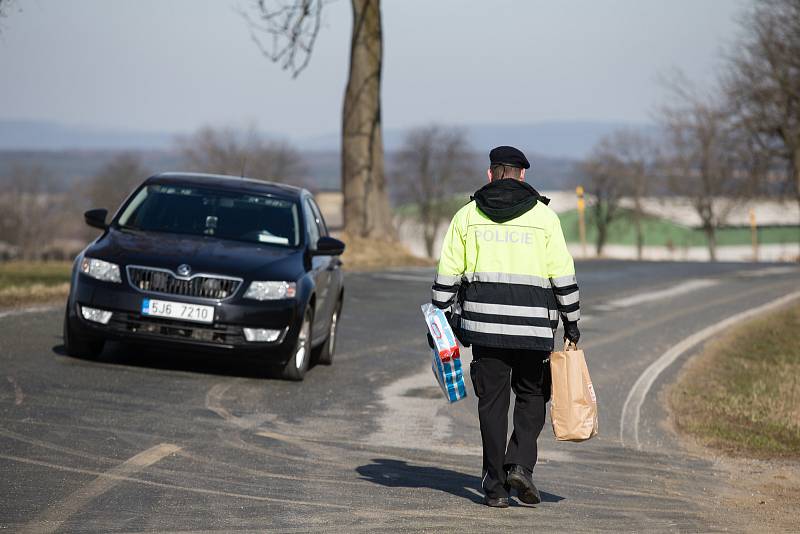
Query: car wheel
281 308 312 381
63 306 105 360
314 299 341 366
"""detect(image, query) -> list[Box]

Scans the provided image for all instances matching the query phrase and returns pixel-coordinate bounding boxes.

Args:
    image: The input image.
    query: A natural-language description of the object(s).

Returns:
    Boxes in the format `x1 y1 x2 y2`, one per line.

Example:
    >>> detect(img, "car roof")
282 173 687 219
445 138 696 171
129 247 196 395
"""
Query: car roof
146 172 308 199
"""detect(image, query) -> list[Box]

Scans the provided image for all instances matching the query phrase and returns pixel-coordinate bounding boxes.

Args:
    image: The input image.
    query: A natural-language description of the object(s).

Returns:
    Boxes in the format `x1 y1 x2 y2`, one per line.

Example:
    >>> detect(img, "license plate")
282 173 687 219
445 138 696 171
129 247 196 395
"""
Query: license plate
141 298 214 324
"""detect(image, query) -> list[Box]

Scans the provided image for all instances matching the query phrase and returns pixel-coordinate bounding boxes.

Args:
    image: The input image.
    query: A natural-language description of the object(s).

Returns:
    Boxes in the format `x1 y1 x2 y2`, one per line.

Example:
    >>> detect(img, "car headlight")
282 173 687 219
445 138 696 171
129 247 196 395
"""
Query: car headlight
80 257 122 283
244 281 296 301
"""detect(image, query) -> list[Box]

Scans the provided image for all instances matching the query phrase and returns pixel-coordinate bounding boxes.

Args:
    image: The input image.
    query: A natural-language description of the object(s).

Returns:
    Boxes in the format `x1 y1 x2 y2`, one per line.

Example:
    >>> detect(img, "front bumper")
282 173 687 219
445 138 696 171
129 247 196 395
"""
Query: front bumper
70 273 300 356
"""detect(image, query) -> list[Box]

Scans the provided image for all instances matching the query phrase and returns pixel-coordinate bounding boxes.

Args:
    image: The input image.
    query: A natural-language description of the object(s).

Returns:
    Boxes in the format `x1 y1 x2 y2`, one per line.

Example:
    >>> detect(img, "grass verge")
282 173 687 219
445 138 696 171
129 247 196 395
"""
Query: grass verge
0 261 72 308
670 302 800 459
338 233 434 271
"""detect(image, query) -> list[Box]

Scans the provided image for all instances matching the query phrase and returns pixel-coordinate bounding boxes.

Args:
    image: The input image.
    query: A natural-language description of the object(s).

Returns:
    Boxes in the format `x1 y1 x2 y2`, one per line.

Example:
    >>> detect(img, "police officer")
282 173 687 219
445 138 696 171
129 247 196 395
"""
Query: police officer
431 146 580 508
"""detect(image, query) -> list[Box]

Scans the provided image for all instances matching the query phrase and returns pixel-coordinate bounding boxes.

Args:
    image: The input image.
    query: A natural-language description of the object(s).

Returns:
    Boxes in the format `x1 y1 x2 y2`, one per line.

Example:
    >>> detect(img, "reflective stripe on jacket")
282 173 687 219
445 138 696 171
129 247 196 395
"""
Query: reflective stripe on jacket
431 198 579 351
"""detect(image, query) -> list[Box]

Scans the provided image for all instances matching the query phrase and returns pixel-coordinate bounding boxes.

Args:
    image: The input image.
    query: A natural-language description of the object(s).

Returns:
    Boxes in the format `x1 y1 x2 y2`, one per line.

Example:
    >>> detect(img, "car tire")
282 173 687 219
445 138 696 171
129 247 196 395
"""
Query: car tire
314 299 341 366
63 307 105 360
281 307 312 381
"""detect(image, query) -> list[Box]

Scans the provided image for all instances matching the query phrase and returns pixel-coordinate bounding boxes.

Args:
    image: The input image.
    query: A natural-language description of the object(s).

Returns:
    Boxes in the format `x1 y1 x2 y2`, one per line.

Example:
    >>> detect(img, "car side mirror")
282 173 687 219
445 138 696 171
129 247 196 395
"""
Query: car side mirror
84 208 108 230
312 236 345 256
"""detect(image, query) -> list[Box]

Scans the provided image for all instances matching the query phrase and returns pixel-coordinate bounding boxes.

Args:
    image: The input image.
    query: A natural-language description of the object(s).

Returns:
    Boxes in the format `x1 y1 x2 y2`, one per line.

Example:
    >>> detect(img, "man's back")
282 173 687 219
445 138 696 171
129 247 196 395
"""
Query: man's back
432 178 579 352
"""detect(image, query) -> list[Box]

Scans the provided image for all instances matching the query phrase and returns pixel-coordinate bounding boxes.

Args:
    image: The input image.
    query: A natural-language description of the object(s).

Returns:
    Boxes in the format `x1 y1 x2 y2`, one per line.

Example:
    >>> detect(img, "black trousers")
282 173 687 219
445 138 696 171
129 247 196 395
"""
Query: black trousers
469 345 551 499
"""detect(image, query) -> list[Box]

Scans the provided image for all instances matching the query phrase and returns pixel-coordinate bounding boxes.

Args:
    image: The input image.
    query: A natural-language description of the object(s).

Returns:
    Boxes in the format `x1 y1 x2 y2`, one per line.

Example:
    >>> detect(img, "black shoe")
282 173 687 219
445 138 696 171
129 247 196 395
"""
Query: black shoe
506 465 541 505
484 496 509 508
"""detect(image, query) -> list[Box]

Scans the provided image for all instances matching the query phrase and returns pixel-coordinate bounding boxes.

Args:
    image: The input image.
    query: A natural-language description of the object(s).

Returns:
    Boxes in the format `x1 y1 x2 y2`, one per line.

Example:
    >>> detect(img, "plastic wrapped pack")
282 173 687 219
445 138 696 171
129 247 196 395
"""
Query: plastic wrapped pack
421 303 468 403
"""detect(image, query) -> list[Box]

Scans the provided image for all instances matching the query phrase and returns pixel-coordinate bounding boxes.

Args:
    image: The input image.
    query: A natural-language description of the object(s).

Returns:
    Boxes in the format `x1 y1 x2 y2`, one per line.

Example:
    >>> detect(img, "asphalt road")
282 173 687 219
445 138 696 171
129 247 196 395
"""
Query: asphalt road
2 260 799 532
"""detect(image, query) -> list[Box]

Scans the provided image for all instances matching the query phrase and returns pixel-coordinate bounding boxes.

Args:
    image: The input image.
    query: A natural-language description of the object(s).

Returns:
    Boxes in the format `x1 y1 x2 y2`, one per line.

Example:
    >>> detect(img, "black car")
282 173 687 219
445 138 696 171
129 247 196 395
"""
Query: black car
63 172 345 380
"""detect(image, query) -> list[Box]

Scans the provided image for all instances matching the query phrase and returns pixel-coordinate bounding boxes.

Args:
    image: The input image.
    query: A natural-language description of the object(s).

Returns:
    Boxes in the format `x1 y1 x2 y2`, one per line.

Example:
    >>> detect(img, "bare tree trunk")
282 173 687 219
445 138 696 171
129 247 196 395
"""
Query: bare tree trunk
633 202 644 260
703 223 717 261
341 0 394 239
633 173 645 260
595 224 607 256
794 147 800 228
423 222 438 258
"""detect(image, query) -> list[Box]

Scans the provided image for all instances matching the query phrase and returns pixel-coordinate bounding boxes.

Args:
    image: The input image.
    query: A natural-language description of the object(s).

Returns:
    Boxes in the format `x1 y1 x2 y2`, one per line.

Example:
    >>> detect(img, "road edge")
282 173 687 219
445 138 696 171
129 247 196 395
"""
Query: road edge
620 290 800 450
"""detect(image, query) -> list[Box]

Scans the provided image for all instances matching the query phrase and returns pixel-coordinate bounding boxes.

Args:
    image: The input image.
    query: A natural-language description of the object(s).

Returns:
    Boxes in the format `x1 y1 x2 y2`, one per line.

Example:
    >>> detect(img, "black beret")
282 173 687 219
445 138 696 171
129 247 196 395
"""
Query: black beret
489 146 530 169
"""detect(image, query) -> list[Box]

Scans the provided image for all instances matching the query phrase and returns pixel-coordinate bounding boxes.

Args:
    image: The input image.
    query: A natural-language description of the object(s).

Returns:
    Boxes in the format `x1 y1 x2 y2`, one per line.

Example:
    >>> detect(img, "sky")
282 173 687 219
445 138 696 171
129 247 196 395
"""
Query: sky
0 0 748 141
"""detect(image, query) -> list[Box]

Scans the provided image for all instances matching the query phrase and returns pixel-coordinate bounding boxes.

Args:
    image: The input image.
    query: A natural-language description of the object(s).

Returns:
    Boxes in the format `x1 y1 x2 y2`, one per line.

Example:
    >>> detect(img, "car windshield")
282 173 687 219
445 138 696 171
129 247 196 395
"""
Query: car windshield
117 184 301 247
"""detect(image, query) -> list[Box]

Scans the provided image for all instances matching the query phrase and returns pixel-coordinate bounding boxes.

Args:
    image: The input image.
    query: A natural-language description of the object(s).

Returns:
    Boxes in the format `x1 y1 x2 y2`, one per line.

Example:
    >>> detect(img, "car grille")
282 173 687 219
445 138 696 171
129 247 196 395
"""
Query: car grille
107 313 246 346
127 266 242 300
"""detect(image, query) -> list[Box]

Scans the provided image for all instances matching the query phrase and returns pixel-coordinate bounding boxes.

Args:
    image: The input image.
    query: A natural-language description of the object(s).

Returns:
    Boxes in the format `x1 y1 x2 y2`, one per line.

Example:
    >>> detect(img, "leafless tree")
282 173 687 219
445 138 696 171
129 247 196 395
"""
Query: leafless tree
246 1 394 239
614 129 657 260
86 152 149 213
581 144 625 256
394 125 473 257
583 129 657 259
177 125 307 187
0 0 15 20
658 74 746 261
0 165 62 260
725 0 800 216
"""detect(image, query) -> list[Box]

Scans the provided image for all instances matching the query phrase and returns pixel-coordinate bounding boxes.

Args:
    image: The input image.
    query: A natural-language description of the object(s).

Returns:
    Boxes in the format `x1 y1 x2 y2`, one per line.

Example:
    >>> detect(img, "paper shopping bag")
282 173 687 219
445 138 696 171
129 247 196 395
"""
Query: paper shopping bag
549 341 598 441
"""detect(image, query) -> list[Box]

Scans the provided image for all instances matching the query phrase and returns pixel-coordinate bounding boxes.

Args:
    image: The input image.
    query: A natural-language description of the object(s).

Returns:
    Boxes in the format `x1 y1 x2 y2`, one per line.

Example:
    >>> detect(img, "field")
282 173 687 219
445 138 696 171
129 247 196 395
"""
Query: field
559 208 800 248
0 261 71 308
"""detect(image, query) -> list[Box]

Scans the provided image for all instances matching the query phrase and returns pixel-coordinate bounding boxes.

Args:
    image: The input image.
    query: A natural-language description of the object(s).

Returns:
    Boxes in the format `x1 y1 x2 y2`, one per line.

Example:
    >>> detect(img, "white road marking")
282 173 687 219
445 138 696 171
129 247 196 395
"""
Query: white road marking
0 305 59 320
595 266 798 313
20 443 181 534
619 290 800 450
737 266 798 277
597 279 719 311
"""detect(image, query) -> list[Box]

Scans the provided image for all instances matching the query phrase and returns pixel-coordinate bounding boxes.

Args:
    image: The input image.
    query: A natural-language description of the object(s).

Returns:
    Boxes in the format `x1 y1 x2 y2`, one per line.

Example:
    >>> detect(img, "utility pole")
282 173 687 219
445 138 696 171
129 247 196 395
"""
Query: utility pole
749 208 758 262
576 185 587 258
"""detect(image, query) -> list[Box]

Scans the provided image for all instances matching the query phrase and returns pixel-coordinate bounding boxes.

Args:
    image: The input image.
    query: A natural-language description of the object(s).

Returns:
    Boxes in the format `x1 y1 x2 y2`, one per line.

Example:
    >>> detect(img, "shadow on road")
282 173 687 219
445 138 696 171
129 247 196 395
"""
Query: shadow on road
356 458 564 505
51 341 314 381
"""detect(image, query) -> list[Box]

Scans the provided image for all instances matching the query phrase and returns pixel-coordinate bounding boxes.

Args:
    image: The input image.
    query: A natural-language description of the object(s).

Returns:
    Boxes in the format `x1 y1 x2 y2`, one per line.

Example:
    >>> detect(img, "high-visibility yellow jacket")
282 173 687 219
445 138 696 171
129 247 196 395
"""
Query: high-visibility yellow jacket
432 179 579 351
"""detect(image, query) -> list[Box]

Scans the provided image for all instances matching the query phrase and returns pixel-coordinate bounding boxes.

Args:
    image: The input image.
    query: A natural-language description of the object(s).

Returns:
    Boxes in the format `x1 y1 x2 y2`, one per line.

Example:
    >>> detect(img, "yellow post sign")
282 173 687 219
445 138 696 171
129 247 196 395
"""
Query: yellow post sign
576 186 587 258
749 208 758 262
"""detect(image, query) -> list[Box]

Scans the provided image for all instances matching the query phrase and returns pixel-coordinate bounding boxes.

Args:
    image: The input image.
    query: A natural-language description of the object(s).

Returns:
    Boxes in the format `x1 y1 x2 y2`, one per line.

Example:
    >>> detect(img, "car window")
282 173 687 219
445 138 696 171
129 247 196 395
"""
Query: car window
116 184 301 247
308 198 328 237
303 199 320 249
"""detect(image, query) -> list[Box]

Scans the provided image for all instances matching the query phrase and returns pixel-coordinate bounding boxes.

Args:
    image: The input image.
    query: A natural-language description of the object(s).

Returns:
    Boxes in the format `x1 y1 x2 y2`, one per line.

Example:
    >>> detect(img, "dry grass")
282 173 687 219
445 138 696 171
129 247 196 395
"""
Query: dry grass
670 302 800 458
0 283 70 307
0 261 72 308
337 233 434 271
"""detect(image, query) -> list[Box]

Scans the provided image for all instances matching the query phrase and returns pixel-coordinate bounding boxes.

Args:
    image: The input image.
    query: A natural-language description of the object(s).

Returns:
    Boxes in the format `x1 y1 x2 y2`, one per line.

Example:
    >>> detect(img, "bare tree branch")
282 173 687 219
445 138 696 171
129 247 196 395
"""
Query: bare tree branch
724 0 800 209
243 0 326 78
658 73 750 261
176 125 308 188
582 128 658 257
394 124 474 257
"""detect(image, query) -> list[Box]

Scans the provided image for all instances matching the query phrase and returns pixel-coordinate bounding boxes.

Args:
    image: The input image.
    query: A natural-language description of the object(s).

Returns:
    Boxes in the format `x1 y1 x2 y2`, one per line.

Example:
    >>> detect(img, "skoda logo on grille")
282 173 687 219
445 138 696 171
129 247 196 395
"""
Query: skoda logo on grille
176 264 192 277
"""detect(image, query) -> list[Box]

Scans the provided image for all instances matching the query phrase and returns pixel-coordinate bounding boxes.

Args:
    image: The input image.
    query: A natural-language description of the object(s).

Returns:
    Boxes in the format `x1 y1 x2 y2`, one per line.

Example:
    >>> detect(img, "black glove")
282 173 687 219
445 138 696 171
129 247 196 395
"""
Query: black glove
426 332 435 349
563 321 580 344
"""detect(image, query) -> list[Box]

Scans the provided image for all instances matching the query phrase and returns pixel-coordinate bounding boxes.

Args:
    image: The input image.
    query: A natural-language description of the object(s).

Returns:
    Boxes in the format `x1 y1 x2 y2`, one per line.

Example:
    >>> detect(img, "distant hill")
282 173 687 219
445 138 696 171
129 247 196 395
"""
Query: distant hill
0 148 578 195
0 119 655 160
0 118 618 194
0 120 174 151
304 120 658 160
